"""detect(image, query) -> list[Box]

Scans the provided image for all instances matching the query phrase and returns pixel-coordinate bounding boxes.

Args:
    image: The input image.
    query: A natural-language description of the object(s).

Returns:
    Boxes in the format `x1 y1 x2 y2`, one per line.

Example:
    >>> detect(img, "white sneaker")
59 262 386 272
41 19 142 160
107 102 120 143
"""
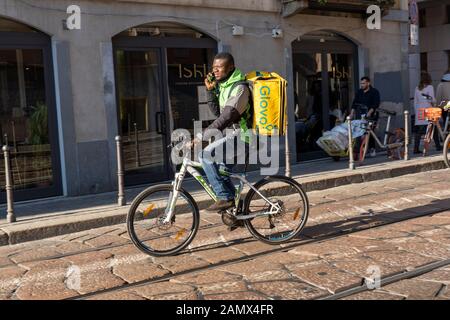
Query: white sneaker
369 148 377 158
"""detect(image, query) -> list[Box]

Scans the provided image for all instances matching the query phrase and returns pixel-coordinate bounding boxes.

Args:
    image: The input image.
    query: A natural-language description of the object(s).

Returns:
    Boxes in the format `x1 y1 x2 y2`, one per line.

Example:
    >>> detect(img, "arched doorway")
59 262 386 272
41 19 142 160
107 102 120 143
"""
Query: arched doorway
113 22 217 186
0 17 62 203
292 31 358 161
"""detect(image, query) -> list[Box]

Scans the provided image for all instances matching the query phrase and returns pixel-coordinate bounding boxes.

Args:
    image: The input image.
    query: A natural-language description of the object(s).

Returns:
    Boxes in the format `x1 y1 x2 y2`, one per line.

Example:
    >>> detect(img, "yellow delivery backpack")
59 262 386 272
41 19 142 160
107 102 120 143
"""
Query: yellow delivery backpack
246 71 288 136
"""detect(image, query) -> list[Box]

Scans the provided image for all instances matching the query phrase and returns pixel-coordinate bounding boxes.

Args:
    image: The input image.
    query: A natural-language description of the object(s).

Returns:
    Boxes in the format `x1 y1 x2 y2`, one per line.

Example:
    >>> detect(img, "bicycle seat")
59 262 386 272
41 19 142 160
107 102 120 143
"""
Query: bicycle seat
378 108 397 116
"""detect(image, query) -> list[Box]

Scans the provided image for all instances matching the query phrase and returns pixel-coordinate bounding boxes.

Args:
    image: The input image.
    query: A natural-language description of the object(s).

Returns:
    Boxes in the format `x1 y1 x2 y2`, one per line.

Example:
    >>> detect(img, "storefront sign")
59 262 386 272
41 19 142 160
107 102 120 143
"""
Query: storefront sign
410 24 419 46
409 0 419 25
178 64 207 79
409 0 419 46
332 66 350 80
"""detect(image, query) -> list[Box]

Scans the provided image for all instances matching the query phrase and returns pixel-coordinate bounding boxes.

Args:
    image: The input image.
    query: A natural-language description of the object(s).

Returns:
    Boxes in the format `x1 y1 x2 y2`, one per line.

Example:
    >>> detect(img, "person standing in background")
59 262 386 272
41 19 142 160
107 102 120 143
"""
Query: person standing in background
436 69 450 128
413 72 440 153
350 76 380 159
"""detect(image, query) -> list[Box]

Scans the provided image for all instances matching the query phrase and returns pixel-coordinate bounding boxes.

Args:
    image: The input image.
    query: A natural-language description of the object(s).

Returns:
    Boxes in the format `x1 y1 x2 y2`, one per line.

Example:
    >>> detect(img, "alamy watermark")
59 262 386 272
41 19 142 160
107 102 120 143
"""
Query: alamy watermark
65 5 81 30
170 121 280 176
367 5 382 30
365 265 382 290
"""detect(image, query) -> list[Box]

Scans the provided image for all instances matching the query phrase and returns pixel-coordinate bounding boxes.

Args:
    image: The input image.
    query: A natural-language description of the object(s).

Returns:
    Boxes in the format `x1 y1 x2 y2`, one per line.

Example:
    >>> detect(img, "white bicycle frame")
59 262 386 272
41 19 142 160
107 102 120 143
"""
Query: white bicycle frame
161 153 282 224
363 113 403 151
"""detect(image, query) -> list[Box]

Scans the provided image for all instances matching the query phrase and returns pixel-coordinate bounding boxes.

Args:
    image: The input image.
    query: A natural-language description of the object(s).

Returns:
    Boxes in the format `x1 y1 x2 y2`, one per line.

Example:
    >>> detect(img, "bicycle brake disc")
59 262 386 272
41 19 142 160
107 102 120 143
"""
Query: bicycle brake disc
156 215 176 231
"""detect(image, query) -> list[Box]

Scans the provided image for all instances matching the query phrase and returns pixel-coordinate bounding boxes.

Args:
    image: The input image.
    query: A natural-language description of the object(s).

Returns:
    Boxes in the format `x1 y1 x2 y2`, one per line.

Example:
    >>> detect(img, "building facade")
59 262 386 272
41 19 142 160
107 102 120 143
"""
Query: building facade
0 0 410 202
414 0 450 87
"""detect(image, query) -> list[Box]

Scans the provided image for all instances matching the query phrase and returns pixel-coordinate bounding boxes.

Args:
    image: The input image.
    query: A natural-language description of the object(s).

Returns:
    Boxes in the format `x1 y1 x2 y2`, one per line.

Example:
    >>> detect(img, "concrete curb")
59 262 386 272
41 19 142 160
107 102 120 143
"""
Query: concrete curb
0 158 447 246
0 230 8 246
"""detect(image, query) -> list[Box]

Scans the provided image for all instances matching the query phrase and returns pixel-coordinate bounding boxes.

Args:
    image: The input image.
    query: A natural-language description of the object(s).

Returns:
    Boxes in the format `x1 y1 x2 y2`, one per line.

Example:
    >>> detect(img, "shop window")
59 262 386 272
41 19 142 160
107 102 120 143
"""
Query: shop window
113 22 217 185
0 17 61 201
419 8 426 28
447 5 450 24
421 52 428 72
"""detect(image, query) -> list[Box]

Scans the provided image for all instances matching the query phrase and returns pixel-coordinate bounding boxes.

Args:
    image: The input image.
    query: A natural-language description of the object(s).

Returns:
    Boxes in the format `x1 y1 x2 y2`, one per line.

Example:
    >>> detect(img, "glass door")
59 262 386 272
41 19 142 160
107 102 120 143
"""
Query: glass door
293 52 327 160
115 49 169 185
0 44 62 203
292 31 358 162
327 53 355 129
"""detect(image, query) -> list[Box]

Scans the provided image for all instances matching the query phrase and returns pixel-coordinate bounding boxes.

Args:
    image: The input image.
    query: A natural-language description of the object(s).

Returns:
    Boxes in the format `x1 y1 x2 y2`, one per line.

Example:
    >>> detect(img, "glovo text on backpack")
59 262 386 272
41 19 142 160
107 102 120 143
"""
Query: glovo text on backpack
246 71 288 136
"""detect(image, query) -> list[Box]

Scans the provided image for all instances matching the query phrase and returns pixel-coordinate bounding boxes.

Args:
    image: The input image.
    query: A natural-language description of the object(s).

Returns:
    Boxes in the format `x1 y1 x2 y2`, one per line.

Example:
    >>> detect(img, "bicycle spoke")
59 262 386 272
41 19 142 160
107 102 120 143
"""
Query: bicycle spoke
128 186 199 256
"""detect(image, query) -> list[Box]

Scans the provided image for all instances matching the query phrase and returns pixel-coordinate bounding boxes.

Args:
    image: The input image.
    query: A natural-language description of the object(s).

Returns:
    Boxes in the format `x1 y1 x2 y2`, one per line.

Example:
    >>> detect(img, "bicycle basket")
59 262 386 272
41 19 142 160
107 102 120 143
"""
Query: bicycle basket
424 108 442 121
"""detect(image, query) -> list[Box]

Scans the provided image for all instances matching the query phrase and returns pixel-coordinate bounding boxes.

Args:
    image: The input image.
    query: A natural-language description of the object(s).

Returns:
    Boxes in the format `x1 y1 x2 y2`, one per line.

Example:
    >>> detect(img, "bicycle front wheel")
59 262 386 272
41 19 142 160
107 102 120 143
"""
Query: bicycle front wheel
243 176 309 244
444 134 450 168
127 184 199 257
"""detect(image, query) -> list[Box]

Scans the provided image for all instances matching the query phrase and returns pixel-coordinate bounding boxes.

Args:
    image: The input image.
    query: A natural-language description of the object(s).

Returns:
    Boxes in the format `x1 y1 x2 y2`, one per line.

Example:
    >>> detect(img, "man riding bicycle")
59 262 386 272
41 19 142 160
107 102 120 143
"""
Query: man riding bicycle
189 52 252 213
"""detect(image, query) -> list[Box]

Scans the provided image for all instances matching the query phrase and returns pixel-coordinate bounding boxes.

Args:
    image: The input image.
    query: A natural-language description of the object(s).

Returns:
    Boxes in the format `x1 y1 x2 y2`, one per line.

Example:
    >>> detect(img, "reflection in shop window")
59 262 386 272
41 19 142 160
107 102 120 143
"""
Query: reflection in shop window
0 49 53 190
167 47 216 134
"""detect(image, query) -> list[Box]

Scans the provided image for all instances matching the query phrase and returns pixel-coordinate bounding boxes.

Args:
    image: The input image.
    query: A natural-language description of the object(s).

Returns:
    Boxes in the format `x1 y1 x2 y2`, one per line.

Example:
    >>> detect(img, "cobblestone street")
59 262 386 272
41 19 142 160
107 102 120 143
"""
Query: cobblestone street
0 170 449 300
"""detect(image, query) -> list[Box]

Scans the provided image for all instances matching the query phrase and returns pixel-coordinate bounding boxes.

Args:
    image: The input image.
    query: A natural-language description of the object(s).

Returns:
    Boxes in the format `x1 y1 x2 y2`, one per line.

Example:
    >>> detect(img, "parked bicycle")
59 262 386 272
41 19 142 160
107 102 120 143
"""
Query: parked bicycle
126 136 309 257
444 128 450 168
420 94 450 158
358 108 405 163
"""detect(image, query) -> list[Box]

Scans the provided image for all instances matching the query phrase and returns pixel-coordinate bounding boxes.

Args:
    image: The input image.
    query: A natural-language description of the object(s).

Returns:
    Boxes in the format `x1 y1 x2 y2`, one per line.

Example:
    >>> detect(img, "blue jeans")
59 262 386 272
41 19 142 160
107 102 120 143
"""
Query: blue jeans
199 135 238 201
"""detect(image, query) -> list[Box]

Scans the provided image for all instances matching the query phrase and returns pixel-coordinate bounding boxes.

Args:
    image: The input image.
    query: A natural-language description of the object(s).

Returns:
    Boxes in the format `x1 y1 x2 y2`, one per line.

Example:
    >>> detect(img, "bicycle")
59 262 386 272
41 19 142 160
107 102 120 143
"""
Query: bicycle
126 136 309 257
420 94 450 157
444 127 450 168
357 108 404 163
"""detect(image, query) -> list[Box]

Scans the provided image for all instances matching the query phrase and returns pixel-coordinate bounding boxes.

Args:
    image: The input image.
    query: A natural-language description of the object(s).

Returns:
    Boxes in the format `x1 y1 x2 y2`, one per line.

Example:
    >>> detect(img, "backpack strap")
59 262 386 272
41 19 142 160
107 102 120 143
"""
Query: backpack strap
227 80 249 101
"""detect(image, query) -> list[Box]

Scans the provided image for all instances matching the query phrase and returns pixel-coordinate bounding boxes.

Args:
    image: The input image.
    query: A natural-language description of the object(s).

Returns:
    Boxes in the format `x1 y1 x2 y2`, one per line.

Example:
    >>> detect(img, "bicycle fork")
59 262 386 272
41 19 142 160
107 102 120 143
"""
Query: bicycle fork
162 164 187 224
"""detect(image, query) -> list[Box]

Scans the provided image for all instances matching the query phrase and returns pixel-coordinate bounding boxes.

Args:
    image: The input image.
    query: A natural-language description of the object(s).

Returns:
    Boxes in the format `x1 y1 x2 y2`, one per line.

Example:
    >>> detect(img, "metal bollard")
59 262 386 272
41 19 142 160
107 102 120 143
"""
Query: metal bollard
115 136 126 206
3 146 16 223
285 117 291 178
347 116 355 170
404 110 410 161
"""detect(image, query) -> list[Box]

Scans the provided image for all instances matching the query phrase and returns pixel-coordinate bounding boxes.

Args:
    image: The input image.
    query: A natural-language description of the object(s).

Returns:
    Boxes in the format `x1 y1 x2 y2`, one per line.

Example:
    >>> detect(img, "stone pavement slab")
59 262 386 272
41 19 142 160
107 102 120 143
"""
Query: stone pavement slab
0 170 448 300
0 155 447 246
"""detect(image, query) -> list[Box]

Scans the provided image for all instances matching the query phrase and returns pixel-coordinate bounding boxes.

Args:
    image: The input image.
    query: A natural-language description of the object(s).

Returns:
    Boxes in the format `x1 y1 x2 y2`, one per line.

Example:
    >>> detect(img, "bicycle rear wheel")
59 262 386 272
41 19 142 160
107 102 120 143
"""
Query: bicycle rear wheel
243 176 309 244
444 134 450 168
127 184 199 256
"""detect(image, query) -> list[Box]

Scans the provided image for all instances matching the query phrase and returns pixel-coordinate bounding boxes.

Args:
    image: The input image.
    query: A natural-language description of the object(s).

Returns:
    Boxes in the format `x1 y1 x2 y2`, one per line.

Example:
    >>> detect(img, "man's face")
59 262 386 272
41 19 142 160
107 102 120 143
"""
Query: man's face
360 79 370 90
212 58 233 81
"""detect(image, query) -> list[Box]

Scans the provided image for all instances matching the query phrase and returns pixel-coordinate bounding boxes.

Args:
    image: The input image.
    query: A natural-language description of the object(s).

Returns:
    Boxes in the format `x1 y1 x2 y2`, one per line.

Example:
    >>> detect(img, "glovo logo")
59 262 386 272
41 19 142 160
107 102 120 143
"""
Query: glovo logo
258 85 278 132
259 86 270 128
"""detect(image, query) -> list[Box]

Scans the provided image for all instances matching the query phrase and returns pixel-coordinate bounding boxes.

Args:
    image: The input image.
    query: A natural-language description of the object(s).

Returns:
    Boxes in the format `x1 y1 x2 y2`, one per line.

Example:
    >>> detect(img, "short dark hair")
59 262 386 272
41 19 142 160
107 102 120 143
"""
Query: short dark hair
361 76 371 82
214 52 235 66
419 72 432 90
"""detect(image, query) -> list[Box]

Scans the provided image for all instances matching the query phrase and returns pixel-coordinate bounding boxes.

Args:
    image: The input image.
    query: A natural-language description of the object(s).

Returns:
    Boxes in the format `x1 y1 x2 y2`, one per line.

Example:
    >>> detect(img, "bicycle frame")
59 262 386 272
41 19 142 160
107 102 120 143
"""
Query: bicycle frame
161 155 281 224
423 109 450 148
364 125 403 150
420 96 450 140
363 116 403 150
